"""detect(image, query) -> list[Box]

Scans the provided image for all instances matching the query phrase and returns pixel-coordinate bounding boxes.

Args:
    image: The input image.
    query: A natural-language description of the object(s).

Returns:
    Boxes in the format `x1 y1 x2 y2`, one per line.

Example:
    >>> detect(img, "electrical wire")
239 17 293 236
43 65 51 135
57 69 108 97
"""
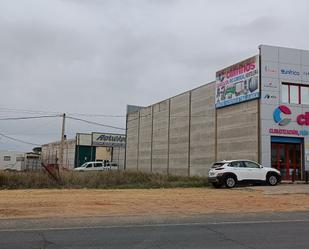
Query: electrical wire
0 115 60 121
66 112 126 117
0 108 60 115
66 116 125 131
0 108 214 118
0 133 41 146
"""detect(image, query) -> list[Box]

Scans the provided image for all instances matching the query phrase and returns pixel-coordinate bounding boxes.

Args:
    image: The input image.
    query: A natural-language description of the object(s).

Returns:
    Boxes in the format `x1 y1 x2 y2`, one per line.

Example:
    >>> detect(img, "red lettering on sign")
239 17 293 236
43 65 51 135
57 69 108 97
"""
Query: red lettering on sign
297 112 309 125
297 114 306 125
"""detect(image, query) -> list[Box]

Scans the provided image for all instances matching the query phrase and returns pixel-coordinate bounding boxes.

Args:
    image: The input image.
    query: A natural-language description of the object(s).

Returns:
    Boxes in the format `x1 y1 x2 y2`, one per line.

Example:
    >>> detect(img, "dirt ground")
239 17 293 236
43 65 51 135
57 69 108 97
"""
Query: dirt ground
0 186 308 219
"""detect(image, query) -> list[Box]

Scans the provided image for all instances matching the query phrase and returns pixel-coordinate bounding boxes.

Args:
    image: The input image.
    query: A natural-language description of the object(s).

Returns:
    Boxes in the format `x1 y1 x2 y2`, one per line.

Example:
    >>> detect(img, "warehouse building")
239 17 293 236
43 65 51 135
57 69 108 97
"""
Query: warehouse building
125 45 309 180
42 132 125 170
0 151 41 171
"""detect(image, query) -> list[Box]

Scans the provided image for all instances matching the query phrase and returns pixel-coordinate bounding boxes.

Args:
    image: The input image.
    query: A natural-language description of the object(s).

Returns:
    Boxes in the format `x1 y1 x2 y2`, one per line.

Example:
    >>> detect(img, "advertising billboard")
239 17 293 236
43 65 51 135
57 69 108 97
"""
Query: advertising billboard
92 132 126 148
215 55 260 108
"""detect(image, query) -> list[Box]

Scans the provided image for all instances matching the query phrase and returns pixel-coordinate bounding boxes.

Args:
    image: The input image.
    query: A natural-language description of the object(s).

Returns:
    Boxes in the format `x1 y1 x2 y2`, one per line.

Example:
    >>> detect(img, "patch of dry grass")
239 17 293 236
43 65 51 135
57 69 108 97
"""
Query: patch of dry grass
0 171 209 189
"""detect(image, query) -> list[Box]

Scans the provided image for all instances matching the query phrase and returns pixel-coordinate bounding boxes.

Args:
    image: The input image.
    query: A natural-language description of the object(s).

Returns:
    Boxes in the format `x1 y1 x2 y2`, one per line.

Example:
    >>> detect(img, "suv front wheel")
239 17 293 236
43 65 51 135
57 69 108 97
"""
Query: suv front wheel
225 175 237 188
267 174 279 186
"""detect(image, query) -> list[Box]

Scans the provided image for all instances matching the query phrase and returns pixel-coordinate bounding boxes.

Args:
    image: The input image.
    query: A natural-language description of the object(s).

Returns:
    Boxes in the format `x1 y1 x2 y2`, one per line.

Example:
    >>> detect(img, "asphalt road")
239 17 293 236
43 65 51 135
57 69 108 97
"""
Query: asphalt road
1 214 309 249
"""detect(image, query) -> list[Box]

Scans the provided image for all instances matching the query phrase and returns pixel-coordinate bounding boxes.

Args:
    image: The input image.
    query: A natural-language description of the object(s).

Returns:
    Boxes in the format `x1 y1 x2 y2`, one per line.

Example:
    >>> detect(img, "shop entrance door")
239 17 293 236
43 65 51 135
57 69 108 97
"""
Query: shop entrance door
271 138 302 181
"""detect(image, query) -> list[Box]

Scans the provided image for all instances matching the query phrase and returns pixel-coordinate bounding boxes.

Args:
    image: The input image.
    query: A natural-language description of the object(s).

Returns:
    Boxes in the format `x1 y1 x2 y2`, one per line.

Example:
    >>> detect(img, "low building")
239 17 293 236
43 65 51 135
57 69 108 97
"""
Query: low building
0 151 41 171
125 45 309 181
41 132 126 170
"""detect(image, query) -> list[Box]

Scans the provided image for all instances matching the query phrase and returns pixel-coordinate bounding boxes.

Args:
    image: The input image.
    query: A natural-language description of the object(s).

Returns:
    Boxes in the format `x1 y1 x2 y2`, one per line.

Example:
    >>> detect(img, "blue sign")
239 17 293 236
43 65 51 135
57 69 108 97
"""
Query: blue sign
215 92 260 108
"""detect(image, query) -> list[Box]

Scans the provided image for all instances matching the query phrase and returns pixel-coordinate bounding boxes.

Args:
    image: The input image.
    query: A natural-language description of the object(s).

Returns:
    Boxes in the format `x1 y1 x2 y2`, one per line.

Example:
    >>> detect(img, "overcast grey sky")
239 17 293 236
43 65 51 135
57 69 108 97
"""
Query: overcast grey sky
1 0 309 151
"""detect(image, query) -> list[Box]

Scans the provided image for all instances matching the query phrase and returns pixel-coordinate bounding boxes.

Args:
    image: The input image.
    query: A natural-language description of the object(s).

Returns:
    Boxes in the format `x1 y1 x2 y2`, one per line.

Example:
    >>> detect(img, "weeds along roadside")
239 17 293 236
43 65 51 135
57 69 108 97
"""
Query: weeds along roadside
0 171 209 189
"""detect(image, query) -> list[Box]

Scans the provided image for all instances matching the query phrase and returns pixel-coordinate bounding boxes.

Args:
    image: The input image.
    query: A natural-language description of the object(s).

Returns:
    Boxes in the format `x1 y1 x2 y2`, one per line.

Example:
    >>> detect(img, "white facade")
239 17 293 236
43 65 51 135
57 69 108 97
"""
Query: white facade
260 45 309 179
0 151 25 171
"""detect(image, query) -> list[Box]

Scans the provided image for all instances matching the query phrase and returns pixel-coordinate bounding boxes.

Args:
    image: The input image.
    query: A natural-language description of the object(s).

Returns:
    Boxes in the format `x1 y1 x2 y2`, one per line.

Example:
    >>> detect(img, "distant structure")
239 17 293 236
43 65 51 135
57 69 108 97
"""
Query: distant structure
41 132 125 170
0 150 41 171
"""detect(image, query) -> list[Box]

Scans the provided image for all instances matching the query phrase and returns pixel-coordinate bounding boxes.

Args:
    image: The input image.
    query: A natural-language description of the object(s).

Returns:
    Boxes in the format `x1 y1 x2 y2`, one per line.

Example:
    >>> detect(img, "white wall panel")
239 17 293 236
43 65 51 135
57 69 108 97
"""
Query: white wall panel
279 47 301 64
260 45 278 62
301 50 309 66
301 66 309 82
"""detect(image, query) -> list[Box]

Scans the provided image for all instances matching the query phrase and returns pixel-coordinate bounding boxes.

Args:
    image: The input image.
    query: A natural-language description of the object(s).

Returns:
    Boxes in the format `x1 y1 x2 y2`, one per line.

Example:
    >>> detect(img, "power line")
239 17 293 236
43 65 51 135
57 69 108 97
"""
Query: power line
66 112 126 117
0 115 60 121
0 108 126 118
0 108 215 118
0 108 60 115
0 133 41 146
66 116 125 131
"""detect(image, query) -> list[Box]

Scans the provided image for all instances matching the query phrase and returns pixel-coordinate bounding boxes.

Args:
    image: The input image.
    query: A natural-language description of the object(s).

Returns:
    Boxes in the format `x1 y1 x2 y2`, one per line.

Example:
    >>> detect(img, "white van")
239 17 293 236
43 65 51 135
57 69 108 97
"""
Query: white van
74 161 118 172
105 162 119 170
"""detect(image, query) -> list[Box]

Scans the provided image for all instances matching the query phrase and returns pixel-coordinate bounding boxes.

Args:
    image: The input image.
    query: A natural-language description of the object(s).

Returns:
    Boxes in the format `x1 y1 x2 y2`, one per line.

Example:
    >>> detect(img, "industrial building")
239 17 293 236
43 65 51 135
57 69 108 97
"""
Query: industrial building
42 132 125 170
0 151 41 171
125 45 309 181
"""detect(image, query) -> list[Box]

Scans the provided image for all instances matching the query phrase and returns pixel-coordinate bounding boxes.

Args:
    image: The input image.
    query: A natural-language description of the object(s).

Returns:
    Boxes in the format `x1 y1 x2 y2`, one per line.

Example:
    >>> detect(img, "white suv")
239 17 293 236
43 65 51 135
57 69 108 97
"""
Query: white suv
208 160 281 188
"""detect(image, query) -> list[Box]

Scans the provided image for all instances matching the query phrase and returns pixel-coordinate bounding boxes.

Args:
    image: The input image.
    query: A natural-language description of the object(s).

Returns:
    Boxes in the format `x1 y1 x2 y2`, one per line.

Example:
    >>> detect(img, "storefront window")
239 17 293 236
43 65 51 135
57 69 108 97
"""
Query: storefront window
281 84 289 103
301 86 309 105
290 85 299 104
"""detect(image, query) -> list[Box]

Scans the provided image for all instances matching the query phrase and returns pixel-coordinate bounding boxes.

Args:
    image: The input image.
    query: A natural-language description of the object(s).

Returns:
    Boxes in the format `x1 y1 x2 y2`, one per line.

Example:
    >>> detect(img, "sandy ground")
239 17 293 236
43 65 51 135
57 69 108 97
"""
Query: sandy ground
0 185 308 219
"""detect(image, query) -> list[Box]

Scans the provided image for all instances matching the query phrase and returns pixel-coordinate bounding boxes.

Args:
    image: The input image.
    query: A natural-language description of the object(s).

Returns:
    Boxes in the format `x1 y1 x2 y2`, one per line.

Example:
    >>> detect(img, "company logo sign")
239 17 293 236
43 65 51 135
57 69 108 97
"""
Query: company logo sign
297 113 309 125
263 81 277 89
264 65 277 74
273 105 309 126
264 94 277 99
280 69 300 76
96 134 125 143
269 128 308 136
271 105 309 136
92 133 126 147
273 105 291 126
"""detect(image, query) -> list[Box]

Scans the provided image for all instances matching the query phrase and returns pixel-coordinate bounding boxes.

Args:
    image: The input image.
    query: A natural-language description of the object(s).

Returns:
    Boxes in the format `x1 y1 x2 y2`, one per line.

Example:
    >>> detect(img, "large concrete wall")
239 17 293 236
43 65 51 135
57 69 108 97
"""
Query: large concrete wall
125 82 259 176
169 92 190 175
137 107 152 172
216 99 259 162
190 83 216 175
125 112 139 171
152 100 169 174
125 82 216 176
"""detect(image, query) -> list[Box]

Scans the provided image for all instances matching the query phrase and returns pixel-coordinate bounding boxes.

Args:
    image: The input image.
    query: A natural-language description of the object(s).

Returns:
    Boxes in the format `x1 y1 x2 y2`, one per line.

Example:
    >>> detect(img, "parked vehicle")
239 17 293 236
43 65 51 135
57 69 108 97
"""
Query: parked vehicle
74 161 118 172
105 162 119 170
208 160 281 188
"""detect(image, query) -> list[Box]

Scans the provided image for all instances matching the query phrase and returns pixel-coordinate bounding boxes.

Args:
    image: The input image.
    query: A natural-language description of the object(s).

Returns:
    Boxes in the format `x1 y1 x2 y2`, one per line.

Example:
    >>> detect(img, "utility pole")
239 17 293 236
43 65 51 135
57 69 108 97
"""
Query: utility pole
59 113 66 171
